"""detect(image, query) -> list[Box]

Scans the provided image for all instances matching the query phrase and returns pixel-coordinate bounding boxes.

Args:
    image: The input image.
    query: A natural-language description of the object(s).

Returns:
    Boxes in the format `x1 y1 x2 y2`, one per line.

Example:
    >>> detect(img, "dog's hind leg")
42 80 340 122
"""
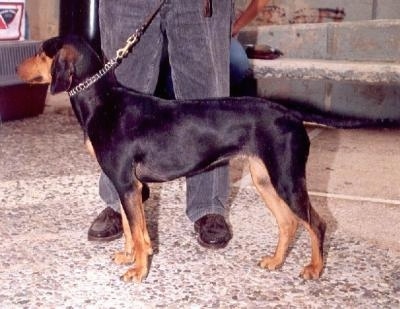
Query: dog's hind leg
299 207 326 279
115 180 153 282
248 157 299 271
249 154 326 279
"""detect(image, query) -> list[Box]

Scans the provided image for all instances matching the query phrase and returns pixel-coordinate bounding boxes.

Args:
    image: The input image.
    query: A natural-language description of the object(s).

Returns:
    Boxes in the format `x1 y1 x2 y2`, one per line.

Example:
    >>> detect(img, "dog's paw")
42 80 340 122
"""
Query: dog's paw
113 251 135 265
259 255 283 270
120 266 148 283
300 264 322 280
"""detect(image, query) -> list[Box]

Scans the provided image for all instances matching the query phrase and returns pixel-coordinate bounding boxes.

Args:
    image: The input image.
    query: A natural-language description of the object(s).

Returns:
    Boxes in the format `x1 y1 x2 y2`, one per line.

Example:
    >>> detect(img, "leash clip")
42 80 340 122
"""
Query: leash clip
116 0 164 61
116 29 142 60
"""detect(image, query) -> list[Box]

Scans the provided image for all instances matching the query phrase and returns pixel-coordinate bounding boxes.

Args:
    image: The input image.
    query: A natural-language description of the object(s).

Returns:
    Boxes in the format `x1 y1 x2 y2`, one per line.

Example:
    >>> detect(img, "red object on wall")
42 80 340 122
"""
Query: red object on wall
0 1 26 40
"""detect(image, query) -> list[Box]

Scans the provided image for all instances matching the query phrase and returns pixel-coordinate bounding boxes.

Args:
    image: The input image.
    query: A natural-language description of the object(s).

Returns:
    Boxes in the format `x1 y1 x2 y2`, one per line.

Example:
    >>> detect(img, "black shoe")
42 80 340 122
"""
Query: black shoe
194 214 232 249
88 207 123 242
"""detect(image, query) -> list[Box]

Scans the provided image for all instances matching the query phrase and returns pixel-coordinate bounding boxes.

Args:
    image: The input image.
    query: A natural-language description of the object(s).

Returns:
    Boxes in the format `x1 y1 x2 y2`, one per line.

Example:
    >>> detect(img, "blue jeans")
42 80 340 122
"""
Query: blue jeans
98 0 232 222
156 37 252 99
230 37 250 89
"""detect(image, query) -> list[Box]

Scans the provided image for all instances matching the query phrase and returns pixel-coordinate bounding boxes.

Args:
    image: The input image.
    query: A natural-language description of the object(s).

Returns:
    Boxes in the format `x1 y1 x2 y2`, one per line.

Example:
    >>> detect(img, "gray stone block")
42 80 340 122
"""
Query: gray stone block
255 78 400 119
375 0 400 19
256 78 327 110
330 82 400 119
329 20 400 61
239 23 329 59
251 58 400 84
239 20 400 61
236 11 400 118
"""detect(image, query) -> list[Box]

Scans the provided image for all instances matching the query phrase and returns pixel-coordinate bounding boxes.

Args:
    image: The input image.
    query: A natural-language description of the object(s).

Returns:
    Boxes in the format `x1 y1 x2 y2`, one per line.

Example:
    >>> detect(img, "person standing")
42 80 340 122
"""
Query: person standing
230 0 270 95
88 0 233 249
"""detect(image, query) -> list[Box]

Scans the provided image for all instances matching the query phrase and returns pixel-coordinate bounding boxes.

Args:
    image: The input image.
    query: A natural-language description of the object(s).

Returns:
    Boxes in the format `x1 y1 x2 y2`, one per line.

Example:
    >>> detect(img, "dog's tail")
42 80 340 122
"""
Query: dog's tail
273 99 400 129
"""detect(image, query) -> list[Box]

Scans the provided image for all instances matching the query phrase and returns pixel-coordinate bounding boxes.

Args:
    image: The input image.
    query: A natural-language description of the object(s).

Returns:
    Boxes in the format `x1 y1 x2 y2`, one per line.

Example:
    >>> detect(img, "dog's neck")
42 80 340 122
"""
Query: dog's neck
68 72 115 130
65 43 118 130
67 57 118 97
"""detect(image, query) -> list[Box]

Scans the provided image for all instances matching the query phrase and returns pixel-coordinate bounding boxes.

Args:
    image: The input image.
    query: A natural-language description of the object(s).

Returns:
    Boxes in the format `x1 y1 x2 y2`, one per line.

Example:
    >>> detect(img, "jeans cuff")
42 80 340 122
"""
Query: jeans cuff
107 202 121 213
186 203 228 222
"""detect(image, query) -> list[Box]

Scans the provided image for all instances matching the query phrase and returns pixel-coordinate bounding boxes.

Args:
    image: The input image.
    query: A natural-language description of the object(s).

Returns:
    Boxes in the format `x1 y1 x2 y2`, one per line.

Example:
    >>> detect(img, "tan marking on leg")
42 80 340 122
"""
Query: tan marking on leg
113 204 135 265
248 157 299 271
131 182 152 256
119 181 152 283
84 138 96 158
299 207 326 279
249 156 326 279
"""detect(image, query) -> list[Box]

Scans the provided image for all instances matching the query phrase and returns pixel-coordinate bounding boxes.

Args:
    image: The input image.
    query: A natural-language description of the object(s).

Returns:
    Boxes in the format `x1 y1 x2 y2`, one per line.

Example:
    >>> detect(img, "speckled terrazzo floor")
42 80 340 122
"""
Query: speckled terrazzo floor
0 94 399 308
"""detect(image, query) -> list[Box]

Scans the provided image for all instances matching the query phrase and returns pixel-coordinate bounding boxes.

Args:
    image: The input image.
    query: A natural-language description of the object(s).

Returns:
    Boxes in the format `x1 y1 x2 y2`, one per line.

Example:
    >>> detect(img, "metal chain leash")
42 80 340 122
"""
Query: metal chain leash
68 57 119 97
68 0 166 97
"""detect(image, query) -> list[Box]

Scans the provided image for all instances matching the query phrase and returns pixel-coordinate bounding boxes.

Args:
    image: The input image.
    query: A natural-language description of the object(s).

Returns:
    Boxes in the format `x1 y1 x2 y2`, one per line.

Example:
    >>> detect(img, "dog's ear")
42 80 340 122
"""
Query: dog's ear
41 36 64 58
50 52 75 94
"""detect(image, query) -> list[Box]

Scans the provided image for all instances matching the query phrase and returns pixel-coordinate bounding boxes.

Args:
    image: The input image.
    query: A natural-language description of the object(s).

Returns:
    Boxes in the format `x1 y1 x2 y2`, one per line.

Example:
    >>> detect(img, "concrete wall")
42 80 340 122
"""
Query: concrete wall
239 20 400 61
235 2 400 119
235 0 400 25
257 78 400 120
26 0 59 40
26 0 399 40
21 0 400 120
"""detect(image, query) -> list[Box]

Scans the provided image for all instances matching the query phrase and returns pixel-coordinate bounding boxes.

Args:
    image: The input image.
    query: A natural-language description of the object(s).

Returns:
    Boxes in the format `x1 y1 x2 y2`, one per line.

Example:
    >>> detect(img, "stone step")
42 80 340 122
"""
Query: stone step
251 58 400 84
238 19 400 62
238 20 400 118
254 76 400 120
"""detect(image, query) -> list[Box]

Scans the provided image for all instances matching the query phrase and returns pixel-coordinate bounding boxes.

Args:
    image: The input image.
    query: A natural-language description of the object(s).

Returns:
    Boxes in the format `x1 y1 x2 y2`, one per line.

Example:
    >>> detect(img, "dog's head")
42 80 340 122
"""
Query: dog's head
17 35 103 94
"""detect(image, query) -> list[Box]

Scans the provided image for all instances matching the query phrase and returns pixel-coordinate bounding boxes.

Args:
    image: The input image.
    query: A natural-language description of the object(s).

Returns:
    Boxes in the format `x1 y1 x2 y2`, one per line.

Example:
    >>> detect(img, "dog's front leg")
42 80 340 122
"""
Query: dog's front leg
113 205 135 265
114 181 153 283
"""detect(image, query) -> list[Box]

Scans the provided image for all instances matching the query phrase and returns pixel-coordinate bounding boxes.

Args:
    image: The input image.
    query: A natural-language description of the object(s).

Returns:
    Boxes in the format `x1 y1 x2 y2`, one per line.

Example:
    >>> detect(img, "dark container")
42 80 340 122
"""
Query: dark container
0 41 48 122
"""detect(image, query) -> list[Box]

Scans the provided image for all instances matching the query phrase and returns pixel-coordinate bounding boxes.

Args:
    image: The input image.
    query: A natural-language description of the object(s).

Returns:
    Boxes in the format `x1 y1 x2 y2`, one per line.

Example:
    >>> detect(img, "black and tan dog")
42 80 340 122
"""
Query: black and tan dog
17 36 398 283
